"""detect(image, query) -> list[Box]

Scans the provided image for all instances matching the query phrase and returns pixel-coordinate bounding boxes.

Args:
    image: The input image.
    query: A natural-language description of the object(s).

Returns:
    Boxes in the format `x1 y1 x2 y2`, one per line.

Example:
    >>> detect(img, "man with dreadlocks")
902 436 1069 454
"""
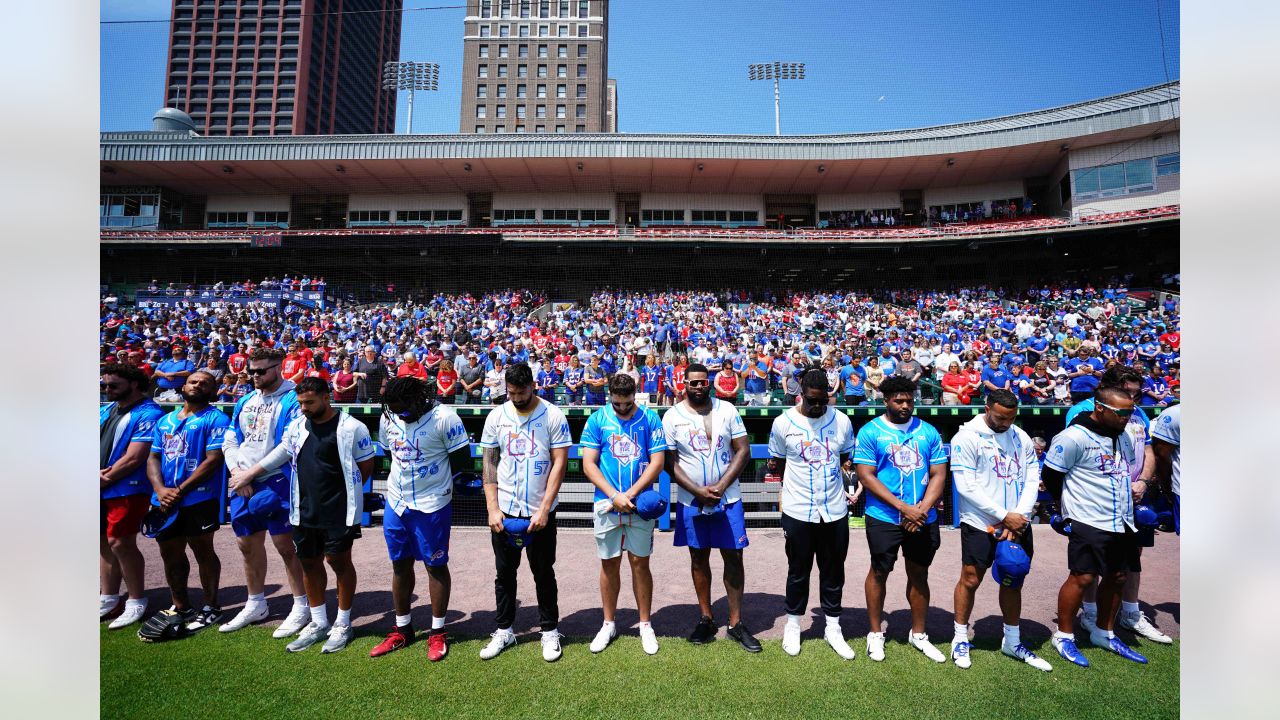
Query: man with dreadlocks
368 376 473 662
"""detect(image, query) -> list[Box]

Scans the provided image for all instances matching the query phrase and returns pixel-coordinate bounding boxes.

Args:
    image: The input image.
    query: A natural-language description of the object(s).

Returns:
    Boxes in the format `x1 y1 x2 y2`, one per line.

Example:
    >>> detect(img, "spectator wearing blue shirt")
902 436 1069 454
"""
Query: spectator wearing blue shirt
979 356 1011 397
1063 347 1105 403
840 357 868 406
153 346 195 398
742 350 770 407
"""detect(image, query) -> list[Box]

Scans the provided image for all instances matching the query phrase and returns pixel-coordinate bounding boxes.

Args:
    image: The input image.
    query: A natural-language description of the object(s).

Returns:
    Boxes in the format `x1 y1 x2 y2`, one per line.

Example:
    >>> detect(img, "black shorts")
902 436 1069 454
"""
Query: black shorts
1136 526 1155 548
865 516 941 574
154 499 222 543
960 523 1035 570
293 525 362 559
1067 522 1141 576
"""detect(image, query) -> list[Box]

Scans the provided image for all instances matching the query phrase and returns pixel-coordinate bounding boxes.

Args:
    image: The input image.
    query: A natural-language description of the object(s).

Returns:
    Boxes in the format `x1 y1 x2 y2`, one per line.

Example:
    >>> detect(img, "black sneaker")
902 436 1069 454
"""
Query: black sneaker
687 615 716 644
186 606 223 632
727 622 762 653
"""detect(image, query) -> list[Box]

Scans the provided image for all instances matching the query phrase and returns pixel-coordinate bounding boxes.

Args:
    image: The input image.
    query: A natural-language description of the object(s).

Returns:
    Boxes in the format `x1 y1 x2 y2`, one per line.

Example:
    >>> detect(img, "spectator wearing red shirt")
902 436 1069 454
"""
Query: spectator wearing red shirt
227 344 249 375
305 357 331 384
940 362 967 405
435 359 458 404
396 351 428 380
423 343 443 377
1158 329 1180 351
332 358 357 403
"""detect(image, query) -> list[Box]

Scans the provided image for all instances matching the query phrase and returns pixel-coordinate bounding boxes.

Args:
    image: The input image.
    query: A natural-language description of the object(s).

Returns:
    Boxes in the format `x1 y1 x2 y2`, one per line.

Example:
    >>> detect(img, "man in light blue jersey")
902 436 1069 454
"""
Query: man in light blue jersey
145 370 230 635
854 376 949 663
1151 403 1180 534
581 373 667 655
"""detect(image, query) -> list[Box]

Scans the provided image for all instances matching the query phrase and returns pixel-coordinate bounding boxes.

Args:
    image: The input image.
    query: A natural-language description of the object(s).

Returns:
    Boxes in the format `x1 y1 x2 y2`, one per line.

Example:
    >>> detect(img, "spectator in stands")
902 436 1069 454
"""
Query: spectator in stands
841 356 868 406
305 356 331 384
354 346 389 404
1022 361 1056 405
459 351 485 405
933 343 961 383
563 355 586 406
152 346 194 401
940 362 967 406
282 342 309 385
1063 346 1104 403
332 359 357 403
486 356 508 405
228 343 249 376
822 356 841 406
231 372 252 400
895 350 925 385
714 359 741 405
980 355 1011 398
863 356 885 402
397 351 428 381
201 353 226 383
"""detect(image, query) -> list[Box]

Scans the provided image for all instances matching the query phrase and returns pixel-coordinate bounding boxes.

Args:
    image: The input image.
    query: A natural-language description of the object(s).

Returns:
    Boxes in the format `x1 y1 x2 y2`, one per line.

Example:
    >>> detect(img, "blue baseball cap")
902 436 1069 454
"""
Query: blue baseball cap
247 486 286 521
1134 504 1160 530
502 517 534 548
990 540 1032 588
452 472 484 496
634 489 669 521
140 506 178 539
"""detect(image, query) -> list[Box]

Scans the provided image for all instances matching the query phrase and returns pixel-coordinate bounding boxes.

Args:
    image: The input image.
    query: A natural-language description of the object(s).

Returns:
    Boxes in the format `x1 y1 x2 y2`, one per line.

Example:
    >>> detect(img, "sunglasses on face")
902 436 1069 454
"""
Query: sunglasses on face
246 364 280 376
1096 400 1135 418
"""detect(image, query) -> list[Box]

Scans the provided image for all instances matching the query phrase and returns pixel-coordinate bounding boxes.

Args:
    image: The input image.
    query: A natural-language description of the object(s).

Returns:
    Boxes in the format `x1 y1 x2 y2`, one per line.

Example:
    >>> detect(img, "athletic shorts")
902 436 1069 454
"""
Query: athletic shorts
101 495 151 539
1066 522 1142 576
673 501 749 550
594 511 656 559
230 475 293 538
1136 526 1156 548
383 504 452 566
154 499 222 543
865 516 941 574
960 523 1035 570
294 525 361 559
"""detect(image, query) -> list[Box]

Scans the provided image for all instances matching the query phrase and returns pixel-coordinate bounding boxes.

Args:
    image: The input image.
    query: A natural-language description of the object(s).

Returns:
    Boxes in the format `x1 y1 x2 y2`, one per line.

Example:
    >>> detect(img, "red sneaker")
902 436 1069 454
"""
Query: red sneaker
370 627 412 658
427 631 449 662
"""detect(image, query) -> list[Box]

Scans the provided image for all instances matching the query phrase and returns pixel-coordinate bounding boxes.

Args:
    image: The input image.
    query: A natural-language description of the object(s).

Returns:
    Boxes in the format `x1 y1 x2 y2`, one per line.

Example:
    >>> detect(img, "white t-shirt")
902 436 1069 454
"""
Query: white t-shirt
768 407 856 523
1045 424 1139 533
479 399 573 517
1150 404 1181 496
950 416 1040 531
380 405 470 515
662 398 748 507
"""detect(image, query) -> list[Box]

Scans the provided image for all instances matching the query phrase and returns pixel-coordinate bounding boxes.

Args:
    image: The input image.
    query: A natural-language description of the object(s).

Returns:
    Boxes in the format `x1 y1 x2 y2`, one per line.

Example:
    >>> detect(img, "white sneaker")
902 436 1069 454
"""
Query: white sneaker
950 640 972 669
782 623 802 656
108 601 148 630
1079 611 1099 635
100 595 122 619
589 624 617 653
1002 640 1053 671
541 629 564 662
639 625 659 656
866 631 886 662
273 605 310 639
321 623 353 653
824 627 856 660
909 632 946 663
1118 611 1173 644
220 603 268 633
286 622 330 652
480 628 516 660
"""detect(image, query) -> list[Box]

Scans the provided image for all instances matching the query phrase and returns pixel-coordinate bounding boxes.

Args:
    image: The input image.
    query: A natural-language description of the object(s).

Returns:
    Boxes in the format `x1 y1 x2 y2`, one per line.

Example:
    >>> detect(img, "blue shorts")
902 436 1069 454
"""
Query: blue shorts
674 501 749 550
384 504 452 566
229 476 293 538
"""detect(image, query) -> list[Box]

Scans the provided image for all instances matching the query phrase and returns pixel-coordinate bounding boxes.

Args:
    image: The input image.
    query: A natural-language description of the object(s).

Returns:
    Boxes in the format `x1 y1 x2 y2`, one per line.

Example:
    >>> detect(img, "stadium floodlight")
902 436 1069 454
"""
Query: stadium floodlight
382 61 440 134
748 62 806 135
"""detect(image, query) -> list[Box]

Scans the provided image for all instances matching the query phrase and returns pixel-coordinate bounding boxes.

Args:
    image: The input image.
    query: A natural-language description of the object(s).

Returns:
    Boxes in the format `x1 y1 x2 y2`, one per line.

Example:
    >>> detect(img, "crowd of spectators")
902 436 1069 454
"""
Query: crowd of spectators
101 280 1180 409
140 275 327 299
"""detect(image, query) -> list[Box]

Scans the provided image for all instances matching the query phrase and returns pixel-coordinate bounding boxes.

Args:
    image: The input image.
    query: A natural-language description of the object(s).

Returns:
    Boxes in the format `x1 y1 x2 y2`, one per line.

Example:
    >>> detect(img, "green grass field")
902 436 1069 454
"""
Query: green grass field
101 626 1178 719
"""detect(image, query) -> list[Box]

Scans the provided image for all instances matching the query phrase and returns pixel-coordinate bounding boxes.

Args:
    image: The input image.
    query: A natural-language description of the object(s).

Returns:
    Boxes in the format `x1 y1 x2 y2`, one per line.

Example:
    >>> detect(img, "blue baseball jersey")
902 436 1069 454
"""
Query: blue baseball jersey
580 405 668 504
150 406 231 507
100 399 166 499
639 365 662 394
853 416 949 524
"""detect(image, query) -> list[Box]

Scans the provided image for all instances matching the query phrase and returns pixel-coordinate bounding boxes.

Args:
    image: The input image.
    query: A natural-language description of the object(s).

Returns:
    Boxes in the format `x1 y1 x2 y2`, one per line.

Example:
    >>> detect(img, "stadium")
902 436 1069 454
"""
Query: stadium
98 11 1180 717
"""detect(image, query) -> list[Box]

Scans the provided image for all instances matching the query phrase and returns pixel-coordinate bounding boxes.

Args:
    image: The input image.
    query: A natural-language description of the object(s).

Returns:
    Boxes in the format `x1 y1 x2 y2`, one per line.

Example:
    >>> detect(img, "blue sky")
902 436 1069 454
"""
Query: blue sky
100 0 1179 134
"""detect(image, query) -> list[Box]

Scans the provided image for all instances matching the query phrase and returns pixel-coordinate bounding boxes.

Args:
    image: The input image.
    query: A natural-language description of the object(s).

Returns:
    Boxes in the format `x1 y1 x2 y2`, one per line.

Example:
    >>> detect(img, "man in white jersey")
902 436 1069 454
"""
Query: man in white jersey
1044 386 1150 667
767 369 857 660
662 363 759 652
1150 403 1180 534
368 377 472 661
478 363 572 662
948 390 1052 671
221 347 310 636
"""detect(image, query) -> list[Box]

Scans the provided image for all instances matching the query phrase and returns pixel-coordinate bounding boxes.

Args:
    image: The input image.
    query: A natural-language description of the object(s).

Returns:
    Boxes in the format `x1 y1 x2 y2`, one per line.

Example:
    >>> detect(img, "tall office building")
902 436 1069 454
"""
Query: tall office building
459 0 610 134
606 77 617 132
163 0 403 136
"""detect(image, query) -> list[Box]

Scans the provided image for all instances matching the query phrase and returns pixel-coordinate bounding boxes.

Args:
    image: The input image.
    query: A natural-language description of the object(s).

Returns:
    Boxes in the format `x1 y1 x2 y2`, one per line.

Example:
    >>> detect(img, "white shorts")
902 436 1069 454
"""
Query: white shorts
593 509 656 559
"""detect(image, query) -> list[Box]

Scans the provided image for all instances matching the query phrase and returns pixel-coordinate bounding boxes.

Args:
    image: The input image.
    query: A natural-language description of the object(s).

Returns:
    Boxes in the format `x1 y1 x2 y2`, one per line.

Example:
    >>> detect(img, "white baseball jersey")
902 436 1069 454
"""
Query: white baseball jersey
379 404 470 516
1046 423 1139 533
479 398 572 517
662 398 748 507
1150 404 1181 496
768 407 856 523
950 415 1041 532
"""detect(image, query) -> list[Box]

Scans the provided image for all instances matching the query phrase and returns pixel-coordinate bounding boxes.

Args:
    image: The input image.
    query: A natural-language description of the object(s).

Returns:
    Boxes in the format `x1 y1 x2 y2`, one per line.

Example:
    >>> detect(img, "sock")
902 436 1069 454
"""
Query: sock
310 605 328 627
825 615 842 632
1003 624 1021 646
953 622 969 643
125 598 147 609
638 621 652 630
395 614 412 628
1105 629 1115 639
785 614 803 629
1053 630 1074 642
1121 601 1140 616
498 626 512 635
600 620 616 631
1081 601 1098 616
336 608 351 627
293 595 308 609
431 616 446 630
248 593 266 607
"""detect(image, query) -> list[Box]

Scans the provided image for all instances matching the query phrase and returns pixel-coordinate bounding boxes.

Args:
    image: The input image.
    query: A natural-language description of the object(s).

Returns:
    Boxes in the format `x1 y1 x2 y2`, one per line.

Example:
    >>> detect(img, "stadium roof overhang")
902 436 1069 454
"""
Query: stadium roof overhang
101 83 1179 196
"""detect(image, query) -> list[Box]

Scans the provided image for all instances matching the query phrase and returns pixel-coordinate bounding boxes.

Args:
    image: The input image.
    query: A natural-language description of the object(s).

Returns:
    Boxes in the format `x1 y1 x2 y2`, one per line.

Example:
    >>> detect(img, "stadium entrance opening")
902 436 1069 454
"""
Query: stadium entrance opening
764 194 815 229
290 195 348 230
467 192 493 227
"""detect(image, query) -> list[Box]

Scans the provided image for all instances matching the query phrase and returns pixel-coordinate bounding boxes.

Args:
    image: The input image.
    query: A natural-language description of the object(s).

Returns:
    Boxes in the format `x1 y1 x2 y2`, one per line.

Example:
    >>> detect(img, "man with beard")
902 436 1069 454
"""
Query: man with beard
231 378 376 653
219 348 310 637
767 370 857 660
100 363 165 629
854 376 950 663
144 370 230 634
661 364 758 652
478 363 572 662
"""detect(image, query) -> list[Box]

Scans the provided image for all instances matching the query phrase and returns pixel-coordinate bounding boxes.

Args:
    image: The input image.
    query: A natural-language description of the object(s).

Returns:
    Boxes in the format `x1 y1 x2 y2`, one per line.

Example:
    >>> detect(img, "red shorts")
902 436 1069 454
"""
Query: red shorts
101 495 151 539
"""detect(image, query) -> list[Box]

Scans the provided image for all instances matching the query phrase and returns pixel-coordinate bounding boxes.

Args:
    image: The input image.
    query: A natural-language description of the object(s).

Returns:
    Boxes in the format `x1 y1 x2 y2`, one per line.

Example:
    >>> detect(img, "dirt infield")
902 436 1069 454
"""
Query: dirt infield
128 523 1179 642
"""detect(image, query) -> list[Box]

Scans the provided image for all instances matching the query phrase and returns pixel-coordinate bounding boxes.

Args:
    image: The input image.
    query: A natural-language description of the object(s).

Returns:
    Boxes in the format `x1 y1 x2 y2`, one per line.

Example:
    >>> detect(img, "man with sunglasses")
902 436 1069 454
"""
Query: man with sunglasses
219 347 309 636
1044 385 1150 666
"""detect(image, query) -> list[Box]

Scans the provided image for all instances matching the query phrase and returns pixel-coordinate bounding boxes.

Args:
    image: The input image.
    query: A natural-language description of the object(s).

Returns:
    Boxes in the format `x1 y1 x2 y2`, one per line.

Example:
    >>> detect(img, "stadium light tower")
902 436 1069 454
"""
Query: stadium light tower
382 61 439 134
748 62 805 135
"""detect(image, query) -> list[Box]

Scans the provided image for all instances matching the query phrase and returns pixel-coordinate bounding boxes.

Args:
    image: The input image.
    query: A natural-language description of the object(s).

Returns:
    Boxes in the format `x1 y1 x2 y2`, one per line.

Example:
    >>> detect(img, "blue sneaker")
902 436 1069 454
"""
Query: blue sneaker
1052 636 1090 668
1092 634 1149 664
950 640 972 669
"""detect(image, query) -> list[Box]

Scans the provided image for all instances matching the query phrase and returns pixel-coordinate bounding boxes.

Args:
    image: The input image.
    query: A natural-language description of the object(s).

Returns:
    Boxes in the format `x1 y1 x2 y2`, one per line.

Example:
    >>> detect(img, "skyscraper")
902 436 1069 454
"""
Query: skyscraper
459 0 610 134
163 0 403 136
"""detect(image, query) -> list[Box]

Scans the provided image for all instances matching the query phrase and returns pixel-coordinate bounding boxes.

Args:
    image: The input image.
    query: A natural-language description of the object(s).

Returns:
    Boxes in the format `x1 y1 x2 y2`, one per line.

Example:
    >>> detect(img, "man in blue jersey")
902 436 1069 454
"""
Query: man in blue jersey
1064 346 1105 404
581 374 668 655
854 376 950 663
145 370 230 634
742 349 771 407
100 363 166 629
